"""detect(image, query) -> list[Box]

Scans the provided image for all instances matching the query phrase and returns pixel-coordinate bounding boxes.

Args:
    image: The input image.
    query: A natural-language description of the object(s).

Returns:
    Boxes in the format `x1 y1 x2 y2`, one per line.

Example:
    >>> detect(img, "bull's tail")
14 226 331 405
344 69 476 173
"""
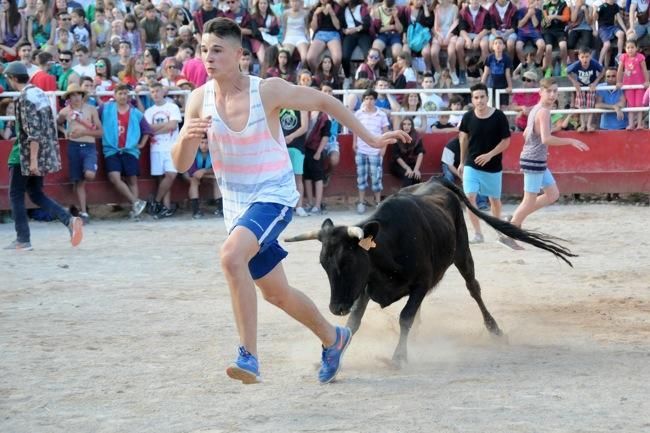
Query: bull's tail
435 177 576 267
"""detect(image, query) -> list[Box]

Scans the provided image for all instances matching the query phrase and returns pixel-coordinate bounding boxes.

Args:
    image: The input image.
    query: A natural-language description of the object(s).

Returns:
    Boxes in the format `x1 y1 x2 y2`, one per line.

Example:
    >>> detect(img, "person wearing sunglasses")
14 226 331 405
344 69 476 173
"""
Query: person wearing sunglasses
510 70 541 132
354 47 384 81
56 49 80 91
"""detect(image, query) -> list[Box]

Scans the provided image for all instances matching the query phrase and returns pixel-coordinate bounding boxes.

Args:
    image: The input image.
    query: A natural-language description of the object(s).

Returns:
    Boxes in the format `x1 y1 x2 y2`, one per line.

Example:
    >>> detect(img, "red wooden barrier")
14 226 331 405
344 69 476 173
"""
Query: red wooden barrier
1 131 649 210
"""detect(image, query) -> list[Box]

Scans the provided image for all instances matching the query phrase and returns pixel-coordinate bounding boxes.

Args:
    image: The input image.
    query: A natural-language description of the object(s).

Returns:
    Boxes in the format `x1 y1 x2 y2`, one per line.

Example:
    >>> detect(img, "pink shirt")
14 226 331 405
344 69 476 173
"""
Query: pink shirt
182 58 208 87
512 92 541 131
620 53 646 85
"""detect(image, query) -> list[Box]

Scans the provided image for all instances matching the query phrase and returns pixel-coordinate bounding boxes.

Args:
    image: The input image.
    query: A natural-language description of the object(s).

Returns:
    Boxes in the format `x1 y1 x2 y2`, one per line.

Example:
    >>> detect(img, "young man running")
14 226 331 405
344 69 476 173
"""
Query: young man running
172 18 409 385
509 78 589 232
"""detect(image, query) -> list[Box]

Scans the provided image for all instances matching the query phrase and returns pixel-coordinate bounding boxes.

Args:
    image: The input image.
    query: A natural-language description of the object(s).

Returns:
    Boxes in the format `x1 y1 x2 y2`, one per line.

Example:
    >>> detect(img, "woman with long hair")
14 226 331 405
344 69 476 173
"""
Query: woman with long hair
95 57 116 102
265 47 296 82
306 0 343 72
143 47 162 71
27 0 55 50
391 50 417 90
120 56 146 87
431 0 459 84
390 117 424 187
340 0 373 78
162 21 178 53
313 55 342 89
0 0 22 61
121 13 145 55
242 0 280 66
354 47 385 81
281 0 309 65
395 92 426 132
402 0 434 72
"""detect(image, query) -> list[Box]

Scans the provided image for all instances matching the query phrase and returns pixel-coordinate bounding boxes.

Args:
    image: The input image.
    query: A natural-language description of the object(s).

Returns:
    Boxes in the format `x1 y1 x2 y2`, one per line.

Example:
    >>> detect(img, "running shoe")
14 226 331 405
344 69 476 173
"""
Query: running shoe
132 199 147 217
4 240 33 251
226 346 261 384
68 216 83 247
295 207 309 217
469 233 484 244
497 235 525 250
319 326 352 384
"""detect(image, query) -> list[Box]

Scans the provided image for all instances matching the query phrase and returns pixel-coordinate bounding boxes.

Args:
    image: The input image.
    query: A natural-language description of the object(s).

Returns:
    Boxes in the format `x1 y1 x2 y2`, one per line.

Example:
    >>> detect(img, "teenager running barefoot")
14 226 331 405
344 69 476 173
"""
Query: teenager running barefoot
505 78 589 249
172 17 410 385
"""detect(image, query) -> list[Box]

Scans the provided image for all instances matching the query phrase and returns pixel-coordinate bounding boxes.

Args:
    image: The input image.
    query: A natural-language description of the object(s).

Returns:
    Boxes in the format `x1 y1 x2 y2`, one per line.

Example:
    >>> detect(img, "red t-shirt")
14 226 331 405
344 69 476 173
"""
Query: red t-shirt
30 70 57 91
117 109 130 149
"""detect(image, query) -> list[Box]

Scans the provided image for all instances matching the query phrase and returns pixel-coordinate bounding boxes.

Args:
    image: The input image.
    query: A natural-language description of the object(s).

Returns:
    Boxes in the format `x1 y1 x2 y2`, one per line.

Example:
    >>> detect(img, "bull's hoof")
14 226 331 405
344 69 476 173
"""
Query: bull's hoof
489 331 510 345
377 356 405 370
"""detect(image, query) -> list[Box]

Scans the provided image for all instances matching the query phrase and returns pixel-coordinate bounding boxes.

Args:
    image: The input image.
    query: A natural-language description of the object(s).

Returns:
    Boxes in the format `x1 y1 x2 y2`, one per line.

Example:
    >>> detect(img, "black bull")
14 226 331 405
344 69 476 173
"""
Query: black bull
285 177 576 366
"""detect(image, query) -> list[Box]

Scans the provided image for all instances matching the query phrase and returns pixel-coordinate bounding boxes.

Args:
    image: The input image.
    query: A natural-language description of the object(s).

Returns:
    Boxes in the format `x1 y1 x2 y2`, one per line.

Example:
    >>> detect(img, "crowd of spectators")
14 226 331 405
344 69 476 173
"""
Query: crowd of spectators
2 0 649 219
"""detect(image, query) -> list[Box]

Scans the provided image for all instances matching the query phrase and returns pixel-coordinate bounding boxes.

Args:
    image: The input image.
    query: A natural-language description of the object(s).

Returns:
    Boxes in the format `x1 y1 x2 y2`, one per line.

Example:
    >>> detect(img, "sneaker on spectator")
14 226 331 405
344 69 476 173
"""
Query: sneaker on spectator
544 67 552 78
560 64 567 77
450 71 459 86
214 208 224 217
434 71 441 84
67 216 83 247
469 232 484 244
226 346 261 384
356 202 366 214
295 207 309 217
132 199 147 217
4 240 33 251
154 206 171 219
79 212 90 225
310 206 321 215
192 210 204 219
318 326 352 384
459 70 467 85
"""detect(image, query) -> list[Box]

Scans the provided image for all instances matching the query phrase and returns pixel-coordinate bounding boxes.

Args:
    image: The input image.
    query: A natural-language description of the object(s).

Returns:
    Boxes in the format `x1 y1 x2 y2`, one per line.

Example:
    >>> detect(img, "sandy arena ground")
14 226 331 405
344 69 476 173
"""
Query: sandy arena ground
1 203 650 433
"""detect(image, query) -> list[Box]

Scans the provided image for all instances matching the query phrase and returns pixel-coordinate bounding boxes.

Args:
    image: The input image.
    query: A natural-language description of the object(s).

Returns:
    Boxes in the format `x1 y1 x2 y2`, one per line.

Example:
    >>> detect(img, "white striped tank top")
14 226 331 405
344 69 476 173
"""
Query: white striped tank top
203 76 299 231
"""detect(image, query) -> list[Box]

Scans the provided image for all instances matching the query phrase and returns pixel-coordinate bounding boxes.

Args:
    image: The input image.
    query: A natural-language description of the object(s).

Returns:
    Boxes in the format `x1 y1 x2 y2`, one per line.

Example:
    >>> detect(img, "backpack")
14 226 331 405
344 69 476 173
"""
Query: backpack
407 21 431 53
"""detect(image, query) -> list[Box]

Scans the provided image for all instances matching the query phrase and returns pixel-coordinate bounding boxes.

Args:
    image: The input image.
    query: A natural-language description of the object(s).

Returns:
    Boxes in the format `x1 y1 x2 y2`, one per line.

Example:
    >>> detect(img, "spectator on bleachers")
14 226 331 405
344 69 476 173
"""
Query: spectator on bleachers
80 76 100 108
243 0 280 66
281 0 310 66
402 0 433 73
73 45 96 79
340 0 373 78
371 0 404 62
297 67 313 86
160 57 186 88
0 98 17 139
141 4 163 51
375 75 401 116
184 135 220 219
344 77 372 110
238 47 254 75
71 7 91 50
432 0 459 84
431 107 457 131
596 66 628 130
120 56 146 88
394 91 426 132
93 57 116 100
512 49 542 81
31 51 57 91
542 0 570 78
509 70 541 130
99 83 151 219
57 83 103 224
353 88 390 214
567 0 594 63
266 47 296 81
481 36 513 108
457 0 491 85
355 47 384 80
436 68 454 91
391 49 417 91
390 117 424 187
307 0 343 73
567 46 604 131
280 105 309 216
616 39 648 129
122 14 145 55
56 49 80 90
56 25 75 53
193 0 220 34
313 54 342 88
27 0 55 50
515 0 545 66
0 0 23 61
173 43 195 68
91 7 112 57
162 22 179 54
630 0 650 40
488 0 518 63
596 0 626 66
420 71 447 130
16 42 38 77
448 94 465 127
113 40 132 78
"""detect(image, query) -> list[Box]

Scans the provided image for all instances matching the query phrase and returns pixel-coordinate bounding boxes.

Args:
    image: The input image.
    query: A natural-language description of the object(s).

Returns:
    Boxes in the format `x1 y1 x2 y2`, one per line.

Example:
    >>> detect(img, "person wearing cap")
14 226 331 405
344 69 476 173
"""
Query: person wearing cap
4 61 83 251
57 83 103 224
509 70 541 131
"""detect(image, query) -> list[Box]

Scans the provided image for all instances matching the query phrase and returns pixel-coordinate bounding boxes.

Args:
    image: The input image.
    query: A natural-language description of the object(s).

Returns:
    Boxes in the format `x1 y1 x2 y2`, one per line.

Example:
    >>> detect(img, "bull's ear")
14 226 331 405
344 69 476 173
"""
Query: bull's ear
321 218 334 230
362 221 380 239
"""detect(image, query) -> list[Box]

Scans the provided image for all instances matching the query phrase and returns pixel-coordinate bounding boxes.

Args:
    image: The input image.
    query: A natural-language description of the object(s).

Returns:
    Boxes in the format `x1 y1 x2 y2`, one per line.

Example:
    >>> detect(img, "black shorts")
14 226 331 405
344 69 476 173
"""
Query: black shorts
567 29 593 50
303 148 325 182
543 29 567 49
104 152 140 177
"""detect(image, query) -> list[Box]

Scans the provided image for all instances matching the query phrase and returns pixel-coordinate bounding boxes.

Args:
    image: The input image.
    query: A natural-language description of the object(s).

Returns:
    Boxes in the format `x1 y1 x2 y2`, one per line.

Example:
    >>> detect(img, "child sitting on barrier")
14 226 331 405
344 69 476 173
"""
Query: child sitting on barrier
183 135 222 219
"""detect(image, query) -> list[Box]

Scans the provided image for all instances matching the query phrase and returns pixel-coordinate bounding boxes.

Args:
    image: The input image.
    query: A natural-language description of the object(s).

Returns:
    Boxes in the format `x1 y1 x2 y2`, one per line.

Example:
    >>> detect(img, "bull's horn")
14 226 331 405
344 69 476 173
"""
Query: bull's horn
347 226 364 239
284 230 321 242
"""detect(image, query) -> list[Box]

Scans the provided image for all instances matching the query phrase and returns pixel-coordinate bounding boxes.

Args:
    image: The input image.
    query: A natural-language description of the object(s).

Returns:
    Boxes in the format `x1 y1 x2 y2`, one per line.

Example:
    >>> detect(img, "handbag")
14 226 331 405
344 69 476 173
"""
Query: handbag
407 21 431 53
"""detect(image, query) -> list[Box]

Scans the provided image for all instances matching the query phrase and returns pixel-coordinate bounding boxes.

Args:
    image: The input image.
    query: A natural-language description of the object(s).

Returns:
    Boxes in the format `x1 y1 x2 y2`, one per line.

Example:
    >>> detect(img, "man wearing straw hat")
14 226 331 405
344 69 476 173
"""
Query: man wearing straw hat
4 61 83 251
57 83 103 224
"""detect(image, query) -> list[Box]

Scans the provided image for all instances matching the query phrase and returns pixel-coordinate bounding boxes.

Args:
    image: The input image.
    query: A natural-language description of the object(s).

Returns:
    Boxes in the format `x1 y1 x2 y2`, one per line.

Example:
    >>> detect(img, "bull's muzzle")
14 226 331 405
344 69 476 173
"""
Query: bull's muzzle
330 304 351 316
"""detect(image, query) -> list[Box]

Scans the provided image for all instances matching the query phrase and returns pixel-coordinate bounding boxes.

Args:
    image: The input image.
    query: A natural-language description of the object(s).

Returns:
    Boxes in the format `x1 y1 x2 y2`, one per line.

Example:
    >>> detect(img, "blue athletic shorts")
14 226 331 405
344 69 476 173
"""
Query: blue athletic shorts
523 168 556 193
462 166 502 198
232 202 293 280
67 141 97 181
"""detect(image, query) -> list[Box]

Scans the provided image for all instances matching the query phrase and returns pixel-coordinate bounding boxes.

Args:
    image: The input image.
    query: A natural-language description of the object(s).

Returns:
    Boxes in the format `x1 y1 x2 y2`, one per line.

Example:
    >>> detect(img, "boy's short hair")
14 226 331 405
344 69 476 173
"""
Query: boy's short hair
37 51 53 66
241 48 251 56
470 83 489 96
578 46 591 55
145 4 156 11
81 76 94 84
362 89 378 100
114 83 131 93
203 18 242 44
95 7 105 14
492 36 505 45
75 45 89 54
17 41 32 51
149 82 164 90
320 81 333 90
449 94 464 106
119 40 132 49
59 49 73 58
72 7 85 18
422 72 434 80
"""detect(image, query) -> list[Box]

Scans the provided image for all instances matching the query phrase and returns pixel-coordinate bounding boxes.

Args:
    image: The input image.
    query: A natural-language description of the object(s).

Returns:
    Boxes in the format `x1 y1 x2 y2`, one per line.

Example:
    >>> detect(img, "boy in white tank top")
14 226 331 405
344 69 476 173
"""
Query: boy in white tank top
172 18 410 385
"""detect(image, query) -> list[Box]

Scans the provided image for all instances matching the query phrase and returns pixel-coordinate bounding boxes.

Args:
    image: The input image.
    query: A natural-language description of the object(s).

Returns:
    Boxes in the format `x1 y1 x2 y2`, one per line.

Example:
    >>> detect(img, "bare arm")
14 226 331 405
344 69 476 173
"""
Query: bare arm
284 110 309 144
29 141 39 173
262 78 409 148
172 86 211 172
458 130 468 173
538 107 589 150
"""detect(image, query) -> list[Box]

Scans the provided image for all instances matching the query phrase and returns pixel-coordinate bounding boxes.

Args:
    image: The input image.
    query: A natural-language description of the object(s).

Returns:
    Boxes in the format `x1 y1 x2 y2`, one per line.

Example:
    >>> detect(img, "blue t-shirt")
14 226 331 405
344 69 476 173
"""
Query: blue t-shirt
596 84 627 130
567 59 603 86
516 8 543 35
486 53 513 89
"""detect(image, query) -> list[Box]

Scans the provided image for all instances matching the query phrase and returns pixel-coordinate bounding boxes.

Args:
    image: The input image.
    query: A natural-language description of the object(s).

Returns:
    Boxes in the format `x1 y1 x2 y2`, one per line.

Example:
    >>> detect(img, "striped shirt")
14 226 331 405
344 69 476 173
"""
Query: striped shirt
520 104 549 173
354 108 389 156
203 76 299 231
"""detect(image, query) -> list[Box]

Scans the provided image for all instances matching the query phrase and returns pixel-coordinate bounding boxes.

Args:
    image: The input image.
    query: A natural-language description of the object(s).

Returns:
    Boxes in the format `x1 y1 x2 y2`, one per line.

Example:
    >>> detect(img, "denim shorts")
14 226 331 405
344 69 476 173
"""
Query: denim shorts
376 32 402 46
462 165 502 198
314 30 340 43
523 168 556 193
67 141 97 181
355 153 383 192
232 202 293 280
598 25 620 42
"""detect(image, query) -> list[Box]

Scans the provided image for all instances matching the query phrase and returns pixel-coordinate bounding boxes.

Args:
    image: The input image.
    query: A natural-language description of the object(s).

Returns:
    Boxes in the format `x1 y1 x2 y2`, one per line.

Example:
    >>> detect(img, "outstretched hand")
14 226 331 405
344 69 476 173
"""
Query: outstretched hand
373 130 411 148
572 139 589 151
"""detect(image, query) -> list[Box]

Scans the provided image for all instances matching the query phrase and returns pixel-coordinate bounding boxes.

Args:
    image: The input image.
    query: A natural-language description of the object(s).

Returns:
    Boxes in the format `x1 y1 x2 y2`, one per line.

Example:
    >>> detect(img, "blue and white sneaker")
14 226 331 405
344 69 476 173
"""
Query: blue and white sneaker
226 346 261 384
318 326 352 384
